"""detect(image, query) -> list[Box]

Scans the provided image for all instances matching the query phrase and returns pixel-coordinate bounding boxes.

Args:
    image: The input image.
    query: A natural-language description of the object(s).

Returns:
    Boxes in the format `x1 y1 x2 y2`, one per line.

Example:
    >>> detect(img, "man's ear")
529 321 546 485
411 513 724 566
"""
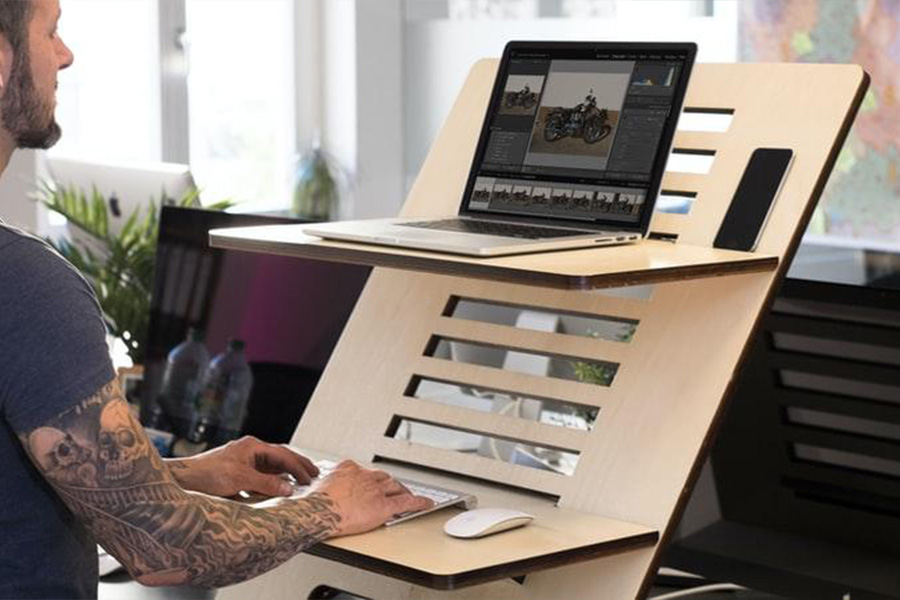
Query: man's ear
0 34 12 93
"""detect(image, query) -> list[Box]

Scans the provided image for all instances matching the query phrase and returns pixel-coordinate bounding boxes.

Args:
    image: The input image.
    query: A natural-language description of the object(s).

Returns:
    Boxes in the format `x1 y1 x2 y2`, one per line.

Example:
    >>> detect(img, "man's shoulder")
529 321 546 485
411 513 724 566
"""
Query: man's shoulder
0 224 97 313
0 220 26 250
0 223 85 279
0 222 52 261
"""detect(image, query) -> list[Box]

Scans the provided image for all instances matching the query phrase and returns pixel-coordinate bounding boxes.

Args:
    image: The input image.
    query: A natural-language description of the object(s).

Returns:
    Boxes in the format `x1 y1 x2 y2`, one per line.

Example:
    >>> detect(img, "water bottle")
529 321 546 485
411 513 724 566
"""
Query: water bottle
196 339 254 446
158 328 210 437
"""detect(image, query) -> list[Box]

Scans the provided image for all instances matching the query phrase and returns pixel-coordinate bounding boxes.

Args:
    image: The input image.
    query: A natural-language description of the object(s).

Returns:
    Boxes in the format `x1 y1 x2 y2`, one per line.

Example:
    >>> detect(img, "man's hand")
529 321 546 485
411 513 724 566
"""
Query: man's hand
165 436 319 498
313 460 434 537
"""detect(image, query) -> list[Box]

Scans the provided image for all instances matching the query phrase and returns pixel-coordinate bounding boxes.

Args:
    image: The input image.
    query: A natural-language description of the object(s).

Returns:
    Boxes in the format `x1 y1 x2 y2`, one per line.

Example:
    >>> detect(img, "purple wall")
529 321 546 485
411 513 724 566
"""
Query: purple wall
204 253 367 369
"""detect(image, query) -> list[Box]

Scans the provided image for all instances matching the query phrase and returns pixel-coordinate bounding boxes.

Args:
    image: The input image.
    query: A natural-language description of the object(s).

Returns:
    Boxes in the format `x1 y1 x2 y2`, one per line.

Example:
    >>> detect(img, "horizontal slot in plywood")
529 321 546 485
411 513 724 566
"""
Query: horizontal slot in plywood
411 357 617 410
389 418 581 477
375 437 570 496
406 376 599 428
666 152 715 174
391 400 590 452
443 289 652 322
677 110 734 132
657 192 696 215
446 296 642 332
426 337 619 387
431 317 633 365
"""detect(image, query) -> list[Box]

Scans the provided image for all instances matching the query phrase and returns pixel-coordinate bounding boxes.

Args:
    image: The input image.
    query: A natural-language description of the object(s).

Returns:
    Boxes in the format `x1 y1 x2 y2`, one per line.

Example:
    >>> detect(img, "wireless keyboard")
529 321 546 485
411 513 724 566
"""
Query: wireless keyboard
293 459 477 526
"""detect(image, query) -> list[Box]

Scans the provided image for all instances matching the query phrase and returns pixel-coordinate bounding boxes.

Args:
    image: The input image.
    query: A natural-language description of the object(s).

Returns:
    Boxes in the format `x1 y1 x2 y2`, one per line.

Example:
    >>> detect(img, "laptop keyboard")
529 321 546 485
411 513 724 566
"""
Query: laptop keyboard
400 218 598 239
292 460 477 526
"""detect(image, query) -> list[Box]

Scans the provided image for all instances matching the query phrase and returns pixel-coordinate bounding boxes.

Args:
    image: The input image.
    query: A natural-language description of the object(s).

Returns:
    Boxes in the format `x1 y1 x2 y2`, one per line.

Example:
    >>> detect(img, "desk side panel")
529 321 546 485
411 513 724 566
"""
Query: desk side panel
259 61 869 600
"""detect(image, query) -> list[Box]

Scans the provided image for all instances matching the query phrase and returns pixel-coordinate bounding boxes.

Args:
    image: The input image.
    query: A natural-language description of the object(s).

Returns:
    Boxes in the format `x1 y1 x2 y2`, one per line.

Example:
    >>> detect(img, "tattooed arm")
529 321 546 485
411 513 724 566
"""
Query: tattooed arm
17 377 431 587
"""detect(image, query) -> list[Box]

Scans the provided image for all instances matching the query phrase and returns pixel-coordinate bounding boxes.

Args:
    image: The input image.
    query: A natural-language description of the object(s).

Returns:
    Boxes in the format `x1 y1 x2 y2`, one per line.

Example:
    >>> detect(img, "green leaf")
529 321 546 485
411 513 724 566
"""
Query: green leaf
34 177 233 364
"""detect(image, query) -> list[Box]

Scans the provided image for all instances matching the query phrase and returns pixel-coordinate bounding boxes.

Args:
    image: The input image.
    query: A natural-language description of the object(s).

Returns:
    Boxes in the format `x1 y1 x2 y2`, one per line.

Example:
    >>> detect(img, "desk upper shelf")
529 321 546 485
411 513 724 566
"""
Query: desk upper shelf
209 224 777 290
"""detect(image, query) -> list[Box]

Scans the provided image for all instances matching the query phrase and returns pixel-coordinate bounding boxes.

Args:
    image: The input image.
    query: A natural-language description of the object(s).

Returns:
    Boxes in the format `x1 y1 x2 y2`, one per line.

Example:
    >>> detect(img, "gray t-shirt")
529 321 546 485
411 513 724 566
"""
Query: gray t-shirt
0 222 115 598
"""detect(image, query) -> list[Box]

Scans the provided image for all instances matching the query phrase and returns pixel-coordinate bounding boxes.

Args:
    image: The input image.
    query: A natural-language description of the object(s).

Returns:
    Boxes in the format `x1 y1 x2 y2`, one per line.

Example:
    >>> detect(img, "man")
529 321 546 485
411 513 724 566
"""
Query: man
0 1 431 597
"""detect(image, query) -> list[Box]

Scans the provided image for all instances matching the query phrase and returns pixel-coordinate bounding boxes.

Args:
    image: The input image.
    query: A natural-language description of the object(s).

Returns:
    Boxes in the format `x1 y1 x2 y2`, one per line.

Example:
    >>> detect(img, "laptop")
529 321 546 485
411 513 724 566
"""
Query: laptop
306 41 697 257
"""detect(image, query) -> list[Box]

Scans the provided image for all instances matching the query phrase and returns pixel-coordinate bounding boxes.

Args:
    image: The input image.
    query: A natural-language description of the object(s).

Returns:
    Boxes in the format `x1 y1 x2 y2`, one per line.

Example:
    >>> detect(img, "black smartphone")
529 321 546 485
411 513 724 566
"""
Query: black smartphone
714 148 793 251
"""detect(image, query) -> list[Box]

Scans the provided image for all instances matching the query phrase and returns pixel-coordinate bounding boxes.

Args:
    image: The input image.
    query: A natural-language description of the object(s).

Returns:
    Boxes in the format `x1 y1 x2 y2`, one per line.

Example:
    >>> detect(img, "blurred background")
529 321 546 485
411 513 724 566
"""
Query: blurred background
9 2 890 598
5 0 890 255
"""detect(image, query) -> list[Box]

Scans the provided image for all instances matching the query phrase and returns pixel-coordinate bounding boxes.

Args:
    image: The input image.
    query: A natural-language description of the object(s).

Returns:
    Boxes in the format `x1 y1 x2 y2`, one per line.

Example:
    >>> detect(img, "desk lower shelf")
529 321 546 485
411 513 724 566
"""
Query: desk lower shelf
308 505 657 590
209 224 777 290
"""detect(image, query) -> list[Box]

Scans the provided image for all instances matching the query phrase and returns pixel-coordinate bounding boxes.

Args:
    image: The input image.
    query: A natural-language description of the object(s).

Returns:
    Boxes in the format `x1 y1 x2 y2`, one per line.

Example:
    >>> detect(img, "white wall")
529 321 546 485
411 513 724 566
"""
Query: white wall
353 0 405 219
0 150 38 231
322 0 358 207
321 0 406 220
403 3 739 189
295 0 324 152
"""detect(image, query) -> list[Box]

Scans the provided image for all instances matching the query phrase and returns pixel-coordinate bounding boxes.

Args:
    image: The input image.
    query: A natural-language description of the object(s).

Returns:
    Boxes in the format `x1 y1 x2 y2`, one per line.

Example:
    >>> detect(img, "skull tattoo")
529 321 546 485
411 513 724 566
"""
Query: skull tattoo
97 402 149 484
29 427 94 485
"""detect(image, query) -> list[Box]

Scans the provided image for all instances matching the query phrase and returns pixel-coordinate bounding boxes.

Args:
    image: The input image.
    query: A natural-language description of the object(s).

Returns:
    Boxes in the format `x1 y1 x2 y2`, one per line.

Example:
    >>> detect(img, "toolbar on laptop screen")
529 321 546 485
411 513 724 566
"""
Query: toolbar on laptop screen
464 45 693 226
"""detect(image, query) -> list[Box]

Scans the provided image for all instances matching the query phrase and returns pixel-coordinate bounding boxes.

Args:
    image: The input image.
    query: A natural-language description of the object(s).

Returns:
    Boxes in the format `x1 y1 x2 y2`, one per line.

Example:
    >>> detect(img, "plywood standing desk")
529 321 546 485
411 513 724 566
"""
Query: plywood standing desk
211 61 868 599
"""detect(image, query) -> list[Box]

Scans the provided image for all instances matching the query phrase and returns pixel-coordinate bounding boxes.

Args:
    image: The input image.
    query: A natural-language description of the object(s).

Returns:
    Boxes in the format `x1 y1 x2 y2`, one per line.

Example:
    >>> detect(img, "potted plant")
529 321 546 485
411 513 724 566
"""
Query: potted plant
292 141 347 221
34 182 231 365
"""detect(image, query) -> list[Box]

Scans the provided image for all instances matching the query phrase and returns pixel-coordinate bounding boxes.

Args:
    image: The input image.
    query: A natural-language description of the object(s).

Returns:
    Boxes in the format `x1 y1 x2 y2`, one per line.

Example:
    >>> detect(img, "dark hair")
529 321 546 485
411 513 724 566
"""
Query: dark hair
0 1 32 71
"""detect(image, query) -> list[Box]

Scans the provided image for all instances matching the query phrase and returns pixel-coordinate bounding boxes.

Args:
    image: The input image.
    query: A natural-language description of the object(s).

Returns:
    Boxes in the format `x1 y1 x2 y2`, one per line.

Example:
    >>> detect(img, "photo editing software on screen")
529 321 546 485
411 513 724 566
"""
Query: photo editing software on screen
466 47 690 225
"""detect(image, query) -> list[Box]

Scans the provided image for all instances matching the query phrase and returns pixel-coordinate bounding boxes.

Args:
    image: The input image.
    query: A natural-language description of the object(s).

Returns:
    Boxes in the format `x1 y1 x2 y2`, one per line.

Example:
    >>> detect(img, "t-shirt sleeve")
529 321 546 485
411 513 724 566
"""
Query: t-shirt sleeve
0 237 116 433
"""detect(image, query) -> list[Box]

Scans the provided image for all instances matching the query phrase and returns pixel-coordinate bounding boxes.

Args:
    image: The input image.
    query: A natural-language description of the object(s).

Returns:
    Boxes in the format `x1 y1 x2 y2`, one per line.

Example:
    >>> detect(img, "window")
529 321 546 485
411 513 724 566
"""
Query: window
51 0 297 211
185 0 296 211
53 0 161 163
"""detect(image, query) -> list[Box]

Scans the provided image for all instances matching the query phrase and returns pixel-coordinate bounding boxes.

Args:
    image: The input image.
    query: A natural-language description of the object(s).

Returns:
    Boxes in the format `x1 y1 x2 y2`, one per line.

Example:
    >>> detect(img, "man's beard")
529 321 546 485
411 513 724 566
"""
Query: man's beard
0 52 61 150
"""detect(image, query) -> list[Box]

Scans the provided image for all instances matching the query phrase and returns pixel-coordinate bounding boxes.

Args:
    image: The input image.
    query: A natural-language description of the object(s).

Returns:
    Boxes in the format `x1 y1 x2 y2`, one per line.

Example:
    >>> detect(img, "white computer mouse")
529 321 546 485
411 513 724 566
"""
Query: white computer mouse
443 508 535 539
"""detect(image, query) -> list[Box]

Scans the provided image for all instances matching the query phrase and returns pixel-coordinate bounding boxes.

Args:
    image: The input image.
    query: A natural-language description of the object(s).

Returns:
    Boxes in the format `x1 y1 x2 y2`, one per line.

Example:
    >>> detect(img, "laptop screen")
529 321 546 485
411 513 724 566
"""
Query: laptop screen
461 41 696 232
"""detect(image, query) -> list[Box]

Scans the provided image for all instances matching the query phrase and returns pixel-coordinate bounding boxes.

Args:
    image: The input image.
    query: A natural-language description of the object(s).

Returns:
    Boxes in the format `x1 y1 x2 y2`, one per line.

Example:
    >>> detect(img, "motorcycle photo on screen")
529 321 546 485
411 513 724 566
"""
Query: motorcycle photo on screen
505 84 537 110
543 89 612 144
511 185 533 206
499 75 544 117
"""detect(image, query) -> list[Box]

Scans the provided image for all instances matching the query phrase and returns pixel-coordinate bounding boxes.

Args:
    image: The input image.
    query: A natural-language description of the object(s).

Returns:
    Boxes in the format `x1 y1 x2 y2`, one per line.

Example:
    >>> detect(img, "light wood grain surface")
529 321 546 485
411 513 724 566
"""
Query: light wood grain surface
320 502 655 582
209 226 777 290
213 59 868 600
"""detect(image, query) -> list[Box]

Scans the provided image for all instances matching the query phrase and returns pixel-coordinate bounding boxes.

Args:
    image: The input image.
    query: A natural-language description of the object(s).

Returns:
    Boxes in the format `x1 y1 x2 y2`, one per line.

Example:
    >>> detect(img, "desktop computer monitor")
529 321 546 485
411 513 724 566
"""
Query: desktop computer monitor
45 156 199 237
140 206 371 445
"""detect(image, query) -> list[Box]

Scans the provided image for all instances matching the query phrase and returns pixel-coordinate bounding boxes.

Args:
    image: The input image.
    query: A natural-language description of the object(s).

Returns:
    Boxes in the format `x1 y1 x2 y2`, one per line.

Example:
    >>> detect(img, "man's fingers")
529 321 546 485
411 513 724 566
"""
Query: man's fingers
387 492 434 517
287 450 319 479
254 444 318 483
382 478 411 497
295 452 319 476
247 472 294 497
370 469 392 482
